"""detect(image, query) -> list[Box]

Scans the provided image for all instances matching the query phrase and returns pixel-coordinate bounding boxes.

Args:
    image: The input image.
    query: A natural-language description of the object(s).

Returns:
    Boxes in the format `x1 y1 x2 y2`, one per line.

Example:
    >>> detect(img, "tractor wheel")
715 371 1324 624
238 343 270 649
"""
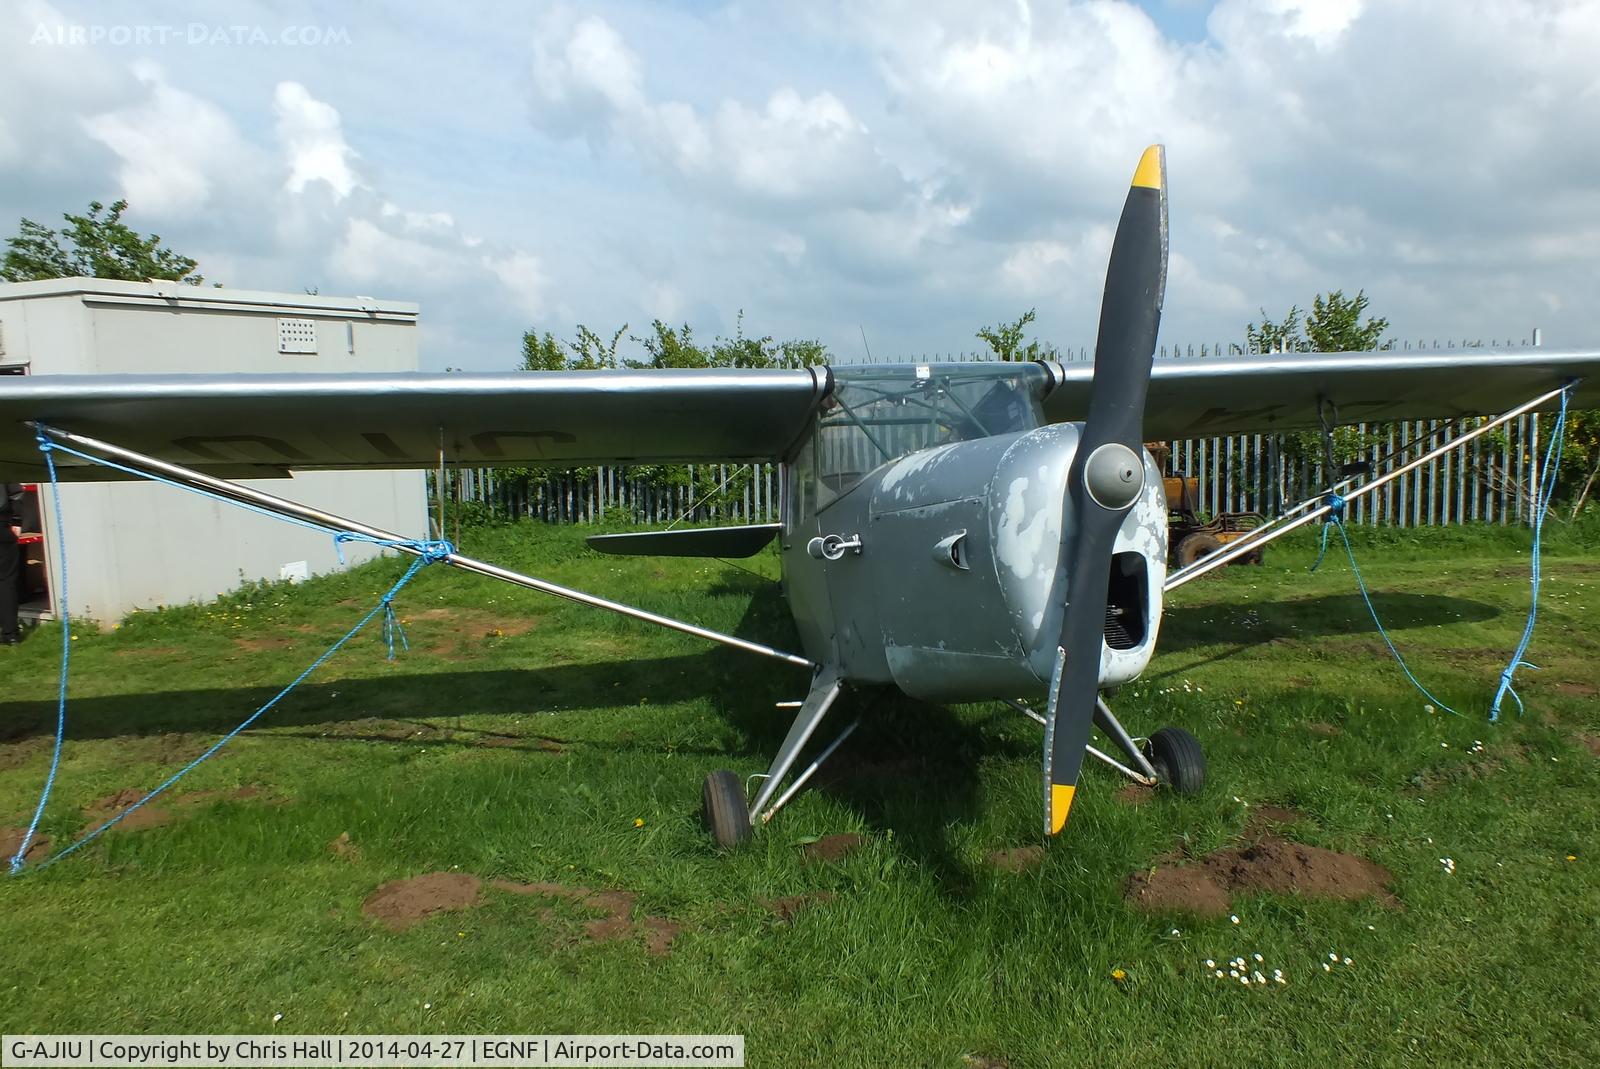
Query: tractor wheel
702 770 752 848
1144 727 1206 795
1175 532 1224 569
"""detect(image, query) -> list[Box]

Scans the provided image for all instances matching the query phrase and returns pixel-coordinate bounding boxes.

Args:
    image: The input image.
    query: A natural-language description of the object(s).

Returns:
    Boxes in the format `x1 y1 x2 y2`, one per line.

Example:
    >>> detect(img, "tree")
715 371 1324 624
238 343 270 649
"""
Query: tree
1246 289 1389 353
1244 291 1392 484
2 200 203 284
518 323 627 371
508 311 828 523
976 307 1060 361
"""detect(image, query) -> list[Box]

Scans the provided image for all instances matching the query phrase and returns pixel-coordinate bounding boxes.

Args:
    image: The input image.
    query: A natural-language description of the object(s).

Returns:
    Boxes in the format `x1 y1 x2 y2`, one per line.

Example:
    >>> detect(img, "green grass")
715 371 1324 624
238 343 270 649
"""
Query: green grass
0 519 1596 1067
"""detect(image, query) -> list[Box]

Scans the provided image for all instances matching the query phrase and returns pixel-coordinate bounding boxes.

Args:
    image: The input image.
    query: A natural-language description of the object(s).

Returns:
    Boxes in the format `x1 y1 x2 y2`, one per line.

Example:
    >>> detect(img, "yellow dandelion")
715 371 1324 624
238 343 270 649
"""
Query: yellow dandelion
1567 854 1578 861
1110 968 1127 983
633 818 645 828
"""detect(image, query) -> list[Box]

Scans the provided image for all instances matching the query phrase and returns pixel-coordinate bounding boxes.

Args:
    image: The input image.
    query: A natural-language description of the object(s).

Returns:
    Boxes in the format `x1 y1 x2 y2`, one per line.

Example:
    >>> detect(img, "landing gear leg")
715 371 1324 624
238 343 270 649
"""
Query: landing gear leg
703 671 852 847
1004 695 1205 793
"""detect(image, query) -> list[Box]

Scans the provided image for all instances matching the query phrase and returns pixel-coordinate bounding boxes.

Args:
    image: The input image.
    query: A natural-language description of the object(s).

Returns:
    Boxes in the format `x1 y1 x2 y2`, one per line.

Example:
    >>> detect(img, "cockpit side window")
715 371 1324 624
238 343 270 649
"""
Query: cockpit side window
794 362 1050 519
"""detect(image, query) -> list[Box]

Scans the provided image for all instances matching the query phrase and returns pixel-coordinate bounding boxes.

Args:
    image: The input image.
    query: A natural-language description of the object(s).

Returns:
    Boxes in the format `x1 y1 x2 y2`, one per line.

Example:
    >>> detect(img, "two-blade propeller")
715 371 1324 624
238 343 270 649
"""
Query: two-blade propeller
1043 145 1168 836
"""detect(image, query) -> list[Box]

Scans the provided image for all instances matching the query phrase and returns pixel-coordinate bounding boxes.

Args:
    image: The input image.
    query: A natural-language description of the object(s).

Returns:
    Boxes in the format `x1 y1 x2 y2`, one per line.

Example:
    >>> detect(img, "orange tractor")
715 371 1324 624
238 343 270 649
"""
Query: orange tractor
1146 443 1267 570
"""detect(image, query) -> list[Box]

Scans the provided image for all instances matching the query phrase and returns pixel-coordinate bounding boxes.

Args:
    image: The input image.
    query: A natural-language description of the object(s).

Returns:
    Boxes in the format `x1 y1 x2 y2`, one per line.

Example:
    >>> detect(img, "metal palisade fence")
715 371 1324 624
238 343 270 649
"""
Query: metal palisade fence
431 338 1553 529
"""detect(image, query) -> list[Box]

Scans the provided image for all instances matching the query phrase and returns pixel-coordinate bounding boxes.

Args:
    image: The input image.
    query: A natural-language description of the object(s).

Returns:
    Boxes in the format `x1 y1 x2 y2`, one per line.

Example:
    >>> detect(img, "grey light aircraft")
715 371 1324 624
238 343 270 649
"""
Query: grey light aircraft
2 146 1597 845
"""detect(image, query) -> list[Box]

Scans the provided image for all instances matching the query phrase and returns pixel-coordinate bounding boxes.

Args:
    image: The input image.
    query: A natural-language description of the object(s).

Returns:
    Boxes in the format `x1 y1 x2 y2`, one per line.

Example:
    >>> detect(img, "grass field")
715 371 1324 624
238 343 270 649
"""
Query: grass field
1 517 1596 1067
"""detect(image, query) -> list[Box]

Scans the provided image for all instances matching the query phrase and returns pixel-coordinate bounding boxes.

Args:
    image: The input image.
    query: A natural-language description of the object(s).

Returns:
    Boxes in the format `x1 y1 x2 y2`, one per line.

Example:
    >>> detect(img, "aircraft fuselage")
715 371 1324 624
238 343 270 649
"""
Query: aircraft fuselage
778 363 1167 703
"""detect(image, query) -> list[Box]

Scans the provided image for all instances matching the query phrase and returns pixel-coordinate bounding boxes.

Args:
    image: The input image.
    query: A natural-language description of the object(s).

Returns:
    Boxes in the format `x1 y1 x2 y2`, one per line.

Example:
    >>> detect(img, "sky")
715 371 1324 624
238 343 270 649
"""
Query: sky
2 0 1598 371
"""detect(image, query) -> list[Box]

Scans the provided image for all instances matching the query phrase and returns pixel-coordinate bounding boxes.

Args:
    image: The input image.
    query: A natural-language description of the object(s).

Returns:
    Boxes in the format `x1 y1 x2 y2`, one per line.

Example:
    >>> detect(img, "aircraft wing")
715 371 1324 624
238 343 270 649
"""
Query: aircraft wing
1043 348 1600 439
2 348 1597 482
0 367 830 481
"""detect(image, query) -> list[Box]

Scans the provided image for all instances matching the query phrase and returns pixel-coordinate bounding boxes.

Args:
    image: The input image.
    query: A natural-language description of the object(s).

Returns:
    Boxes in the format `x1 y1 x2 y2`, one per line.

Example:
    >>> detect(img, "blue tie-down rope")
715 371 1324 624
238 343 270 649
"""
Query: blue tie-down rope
1312 495 1463 718
1489 386 1570 721
7 429 453 874
1308 384 1572 723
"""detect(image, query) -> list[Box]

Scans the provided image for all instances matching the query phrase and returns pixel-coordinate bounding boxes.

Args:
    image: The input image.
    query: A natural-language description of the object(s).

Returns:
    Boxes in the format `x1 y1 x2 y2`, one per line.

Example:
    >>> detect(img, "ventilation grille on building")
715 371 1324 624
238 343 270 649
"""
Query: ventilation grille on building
277 318 317 354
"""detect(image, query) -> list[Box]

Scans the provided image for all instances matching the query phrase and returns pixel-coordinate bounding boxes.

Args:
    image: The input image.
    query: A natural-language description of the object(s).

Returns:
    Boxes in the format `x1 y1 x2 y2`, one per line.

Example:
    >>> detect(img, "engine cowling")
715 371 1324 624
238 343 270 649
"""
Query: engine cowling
865 425 1166 701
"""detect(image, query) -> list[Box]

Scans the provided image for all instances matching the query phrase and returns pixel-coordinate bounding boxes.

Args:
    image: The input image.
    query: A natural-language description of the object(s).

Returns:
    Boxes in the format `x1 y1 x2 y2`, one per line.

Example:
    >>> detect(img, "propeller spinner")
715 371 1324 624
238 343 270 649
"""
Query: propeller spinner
1043 145 1168 836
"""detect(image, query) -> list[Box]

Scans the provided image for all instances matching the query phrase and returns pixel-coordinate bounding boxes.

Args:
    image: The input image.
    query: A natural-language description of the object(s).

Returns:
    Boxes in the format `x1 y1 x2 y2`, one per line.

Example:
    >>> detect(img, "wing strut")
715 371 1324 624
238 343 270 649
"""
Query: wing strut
30 422 817 671
1163 382 1576 590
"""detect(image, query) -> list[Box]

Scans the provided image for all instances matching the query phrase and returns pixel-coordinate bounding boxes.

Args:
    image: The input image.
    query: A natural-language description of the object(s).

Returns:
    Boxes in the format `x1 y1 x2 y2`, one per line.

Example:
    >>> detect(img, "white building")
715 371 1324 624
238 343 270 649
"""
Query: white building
0 278 428 623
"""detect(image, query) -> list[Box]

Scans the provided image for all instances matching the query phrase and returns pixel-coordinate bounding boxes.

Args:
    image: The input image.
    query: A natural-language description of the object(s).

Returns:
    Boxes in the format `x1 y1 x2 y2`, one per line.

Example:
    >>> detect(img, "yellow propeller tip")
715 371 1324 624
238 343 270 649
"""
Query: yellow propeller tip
1048 783 1077 835
1131 145 1165 191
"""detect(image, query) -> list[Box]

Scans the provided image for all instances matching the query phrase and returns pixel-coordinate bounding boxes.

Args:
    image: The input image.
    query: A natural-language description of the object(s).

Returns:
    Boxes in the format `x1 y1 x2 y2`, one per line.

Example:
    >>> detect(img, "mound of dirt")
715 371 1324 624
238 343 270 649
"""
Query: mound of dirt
0 827 50 867
363 872 484 931
803 833 864 863
1125 833 1398 918
1579 734 1600 758
987 846 1044 872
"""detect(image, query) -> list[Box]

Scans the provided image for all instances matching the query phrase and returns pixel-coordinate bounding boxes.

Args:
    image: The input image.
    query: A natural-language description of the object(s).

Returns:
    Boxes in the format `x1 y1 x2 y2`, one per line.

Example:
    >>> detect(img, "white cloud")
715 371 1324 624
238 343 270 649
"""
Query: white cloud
81 63 254 218
527 12 909 212
487 250 547 320
275 81 361 198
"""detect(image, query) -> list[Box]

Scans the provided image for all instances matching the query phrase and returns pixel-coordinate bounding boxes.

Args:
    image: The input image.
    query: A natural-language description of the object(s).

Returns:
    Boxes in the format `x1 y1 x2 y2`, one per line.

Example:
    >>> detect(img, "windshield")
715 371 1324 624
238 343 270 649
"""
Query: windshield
793 362 1050 519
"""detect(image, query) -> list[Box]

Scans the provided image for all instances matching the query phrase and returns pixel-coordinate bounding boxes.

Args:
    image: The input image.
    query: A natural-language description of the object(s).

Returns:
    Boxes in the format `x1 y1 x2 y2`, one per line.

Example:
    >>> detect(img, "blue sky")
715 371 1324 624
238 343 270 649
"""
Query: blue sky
3 0 1598 370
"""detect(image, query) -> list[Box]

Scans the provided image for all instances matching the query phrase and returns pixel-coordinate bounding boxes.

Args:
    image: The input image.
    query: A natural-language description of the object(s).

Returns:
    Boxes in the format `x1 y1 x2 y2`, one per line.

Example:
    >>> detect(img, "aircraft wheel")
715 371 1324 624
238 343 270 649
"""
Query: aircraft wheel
1175 532 1223 569
702 770 752 848
1145 727 1206 795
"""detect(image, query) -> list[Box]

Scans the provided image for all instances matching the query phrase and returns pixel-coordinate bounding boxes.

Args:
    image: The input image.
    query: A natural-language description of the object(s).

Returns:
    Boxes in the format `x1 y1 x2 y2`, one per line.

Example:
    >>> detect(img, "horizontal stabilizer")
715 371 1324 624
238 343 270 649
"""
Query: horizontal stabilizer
587 523 780 558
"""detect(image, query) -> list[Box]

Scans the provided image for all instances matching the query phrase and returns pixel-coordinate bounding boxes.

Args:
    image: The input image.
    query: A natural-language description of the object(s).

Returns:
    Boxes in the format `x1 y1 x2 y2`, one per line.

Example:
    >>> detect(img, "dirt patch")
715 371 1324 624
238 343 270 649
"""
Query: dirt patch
762 891 836 921
1554 680 1600 697
1115 783 1154 806
490 879 679 956
987 846 1045 872
0 826 51 867
1127 864 1233 917
1306 722 1342 738
641 917 681 956
803 833 865 863
1580 734 1600 758
0 736 47 772
363 872 483 931
83 788 174 832
81 784 269 833
329 832 361 862
1125 833 1398 918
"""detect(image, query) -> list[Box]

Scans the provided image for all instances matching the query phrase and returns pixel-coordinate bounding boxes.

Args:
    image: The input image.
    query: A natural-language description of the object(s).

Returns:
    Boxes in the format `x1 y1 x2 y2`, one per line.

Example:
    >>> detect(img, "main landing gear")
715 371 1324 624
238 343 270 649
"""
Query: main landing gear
1006 694 1206 795
703 670 859 849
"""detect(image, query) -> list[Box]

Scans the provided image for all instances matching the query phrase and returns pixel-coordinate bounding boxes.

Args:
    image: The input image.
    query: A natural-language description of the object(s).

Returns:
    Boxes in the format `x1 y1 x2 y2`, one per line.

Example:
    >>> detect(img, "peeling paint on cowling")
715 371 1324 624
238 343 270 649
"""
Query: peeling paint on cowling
988 425 1166 687
995 475 1059 580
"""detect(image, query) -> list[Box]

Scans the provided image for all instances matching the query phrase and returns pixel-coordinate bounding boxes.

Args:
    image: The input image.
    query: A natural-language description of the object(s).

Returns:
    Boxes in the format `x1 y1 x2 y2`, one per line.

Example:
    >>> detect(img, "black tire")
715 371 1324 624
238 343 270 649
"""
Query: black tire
1175 532 1224 569
1145 727 1206 795
702 770 752 848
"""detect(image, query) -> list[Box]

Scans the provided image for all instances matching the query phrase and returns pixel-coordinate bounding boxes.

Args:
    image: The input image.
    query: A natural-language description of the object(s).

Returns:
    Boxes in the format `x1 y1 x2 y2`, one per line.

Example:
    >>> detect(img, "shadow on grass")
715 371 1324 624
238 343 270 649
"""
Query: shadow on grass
1151 590 1500 679
805 688 1024 896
